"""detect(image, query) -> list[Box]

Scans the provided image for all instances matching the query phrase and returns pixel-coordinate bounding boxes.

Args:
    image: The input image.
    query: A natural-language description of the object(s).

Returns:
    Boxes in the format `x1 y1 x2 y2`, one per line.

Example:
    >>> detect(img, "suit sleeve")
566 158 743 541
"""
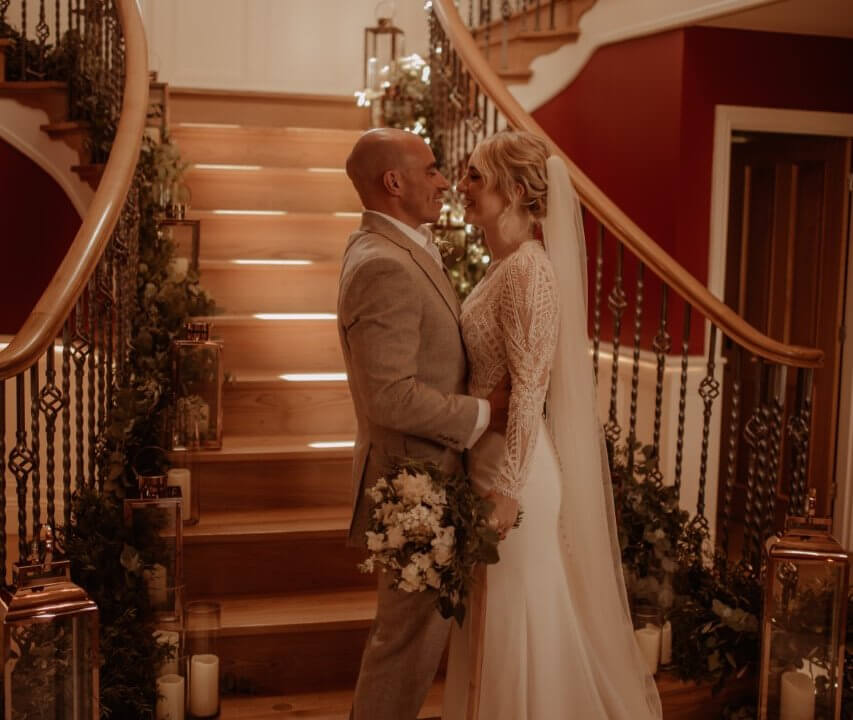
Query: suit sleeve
340 255 479 451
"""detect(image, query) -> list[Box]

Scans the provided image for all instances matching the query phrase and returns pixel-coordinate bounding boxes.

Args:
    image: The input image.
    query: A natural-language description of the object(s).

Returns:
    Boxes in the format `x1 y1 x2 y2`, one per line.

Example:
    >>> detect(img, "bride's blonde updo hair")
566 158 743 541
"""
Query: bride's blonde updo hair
468 129 550 219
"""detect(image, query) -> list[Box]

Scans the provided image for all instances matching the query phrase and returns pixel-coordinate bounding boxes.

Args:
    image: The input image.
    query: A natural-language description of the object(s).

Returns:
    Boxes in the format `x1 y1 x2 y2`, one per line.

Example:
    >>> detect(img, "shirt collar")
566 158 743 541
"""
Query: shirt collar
369 211 433 250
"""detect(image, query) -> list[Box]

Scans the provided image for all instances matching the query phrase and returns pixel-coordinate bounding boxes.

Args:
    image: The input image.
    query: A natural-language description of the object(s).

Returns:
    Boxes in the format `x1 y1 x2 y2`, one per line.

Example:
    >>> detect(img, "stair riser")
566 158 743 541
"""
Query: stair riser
185 537 370 596
219 627 368 695
173 127 360 168
223 384 356 437
200 264 340 315
195 458 352 513
186 170 361 213
195 215 355 263
214 322 344 374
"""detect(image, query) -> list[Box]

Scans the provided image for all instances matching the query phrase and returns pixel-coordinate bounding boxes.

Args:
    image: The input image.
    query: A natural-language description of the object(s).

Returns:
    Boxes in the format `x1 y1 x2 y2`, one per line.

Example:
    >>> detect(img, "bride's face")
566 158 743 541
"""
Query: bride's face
457 163 506 227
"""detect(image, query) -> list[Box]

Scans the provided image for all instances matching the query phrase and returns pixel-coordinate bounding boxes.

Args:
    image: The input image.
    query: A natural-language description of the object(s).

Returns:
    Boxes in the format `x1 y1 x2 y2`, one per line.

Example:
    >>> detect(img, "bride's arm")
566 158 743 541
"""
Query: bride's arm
493 247 560 499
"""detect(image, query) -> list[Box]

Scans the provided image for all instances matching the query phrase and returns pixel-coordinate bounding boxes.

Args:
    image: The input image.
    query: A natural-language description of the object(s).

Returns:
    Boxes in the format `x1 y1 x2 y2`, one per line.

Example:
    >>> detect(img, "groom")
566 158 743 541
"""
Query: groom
338 128 508 720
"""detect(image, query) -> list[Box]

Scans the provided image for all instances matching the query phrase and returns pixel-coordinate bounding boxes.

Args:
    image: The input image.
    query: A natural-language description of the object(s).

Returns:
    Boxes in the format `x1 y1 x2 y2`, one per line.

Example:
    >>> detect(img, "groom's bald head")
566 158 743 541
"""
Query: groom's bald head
345 128 449 227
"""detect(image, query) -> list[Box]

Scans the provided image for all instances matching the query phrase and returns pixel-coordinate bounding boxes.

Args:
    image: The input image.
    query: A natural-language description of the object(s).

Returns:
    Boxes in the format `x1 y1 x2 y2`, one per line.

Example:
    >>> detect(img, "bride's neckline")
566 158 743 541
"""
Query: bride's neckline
484 238 543 274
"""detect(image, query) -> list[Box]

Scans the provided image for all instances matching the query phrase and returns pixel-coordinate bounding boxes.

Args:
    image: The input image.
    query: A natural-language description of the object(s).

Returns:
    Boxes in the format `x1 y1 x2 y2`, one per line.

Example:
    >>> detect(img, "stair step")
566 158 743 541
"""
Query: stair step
188 211 356 263
186 506 351 544
200 260 339 314
220 684 443 719
202 315 344 374
0 81 69 122
186 167 361 214
223 376 355 437
169 88 369 130
172 125 361 169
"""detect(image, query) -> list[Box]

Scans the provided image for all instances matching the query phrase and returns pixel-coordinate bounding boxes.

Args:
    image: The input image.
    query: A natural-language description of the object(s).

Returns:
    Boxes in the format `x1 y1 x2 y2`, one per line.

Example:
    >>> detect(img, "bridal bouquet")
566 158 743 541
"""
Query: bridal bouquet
359 462 501 625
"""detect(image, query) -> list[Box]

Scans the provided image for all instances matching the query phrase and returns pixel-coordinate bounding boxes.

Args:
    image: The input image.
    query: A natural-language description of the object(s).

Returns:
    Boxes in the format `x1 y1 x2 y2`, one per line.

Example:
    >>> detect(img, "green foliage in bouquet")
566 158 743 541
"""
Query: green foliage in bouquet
360 461 500 626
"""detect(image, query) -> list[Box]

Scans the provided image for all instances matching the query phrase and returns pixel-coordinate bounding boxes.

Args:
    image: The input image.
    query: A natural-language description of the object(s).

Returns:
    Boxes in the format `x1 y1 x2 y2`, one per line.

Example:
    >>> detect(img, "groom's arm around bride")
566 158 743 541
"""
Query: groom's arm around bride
337 128 506 720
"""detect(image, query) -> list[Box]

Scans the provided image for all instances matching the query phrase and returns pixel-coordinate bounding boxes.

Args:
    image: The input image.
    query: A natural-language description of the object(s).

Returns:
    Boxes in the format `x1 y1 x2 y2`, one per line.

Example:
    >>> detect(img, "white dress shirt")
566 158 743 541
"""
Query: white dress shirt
371 211 490 449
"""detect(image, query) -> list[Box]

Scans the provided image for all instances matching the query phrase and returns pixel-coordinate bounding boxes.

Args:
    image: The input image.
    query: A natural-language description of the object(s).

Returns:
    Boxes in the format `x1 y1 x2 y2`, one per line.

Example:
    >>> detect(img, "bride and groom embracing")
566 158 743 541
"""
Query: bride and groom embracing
337 127 663 720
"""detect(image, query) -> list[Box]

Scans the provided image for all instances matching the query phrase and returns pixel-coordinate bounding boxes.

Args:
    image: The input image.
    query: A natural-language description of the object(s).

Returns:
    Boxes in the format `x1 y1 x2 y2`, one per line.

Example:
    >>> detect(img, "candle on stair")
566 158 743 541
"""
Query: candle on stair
156 674 185 720
146 563 169 607
780 671 815 720
189 654 219 718
167 468 192 522
634 626 661 675
660 620 672 665
154 629 180 675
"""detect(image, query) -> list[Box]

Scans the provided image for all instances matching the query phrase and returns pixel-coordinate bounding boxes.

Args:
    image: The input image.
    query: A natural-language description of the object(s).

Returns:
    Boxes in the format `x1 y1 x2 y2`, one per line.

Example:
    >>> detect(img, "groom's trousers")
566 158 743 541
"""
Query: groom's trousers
351 569 451 720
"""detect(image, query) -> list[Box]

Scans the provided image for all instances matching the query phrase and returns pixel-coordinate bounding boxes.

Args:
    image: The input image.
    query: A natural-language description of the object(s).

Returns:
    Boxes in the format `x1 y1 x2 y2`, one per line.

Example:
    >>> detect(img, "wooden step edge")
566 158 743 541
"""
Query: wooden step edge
202 589 376 637
172 123 363 139
168 435 354 464
498 67 534 82
200 258 341 271
225 373 348 390
188 209 362 223
193 313 339 327
41 119 91 135
184 507 351 544
185 166 351 180
0 80 67 91
518 27 579 41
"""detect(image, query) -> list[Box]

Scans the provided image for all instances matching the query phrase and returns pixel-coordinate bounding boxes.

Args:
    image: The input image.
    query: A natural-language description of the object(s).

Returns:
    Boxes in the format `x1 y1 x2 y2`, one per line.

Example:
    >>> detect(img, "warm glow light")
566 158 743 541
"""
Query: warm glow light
280 373 347 382
232 259 312 266
212 210 287 216
253 313 336 321
177 122 241 129
333 212 361 218
307 167 345 173
309 440 355 449
194 164 263 171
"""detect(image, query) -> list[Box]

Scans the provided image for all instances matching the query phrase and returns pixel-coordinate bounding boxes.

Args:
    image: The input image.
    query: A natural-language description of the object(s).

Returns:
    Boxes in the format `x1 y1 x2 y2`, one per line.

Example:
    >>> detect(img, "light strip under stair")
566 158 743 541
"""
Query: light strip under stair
212 210 288 216
253 313 336 321
280 373 347 382
231 259 312 266
194 164 263 171
308 440 355 449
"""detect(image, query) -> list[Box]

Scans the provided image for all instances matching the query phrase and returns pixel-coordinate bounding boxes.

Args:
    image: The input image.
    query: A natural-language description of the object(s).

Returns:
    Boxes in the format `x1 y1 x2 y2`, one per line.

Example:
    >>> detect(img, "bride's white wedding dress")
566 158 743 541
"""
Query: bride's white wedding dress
442 158 663 720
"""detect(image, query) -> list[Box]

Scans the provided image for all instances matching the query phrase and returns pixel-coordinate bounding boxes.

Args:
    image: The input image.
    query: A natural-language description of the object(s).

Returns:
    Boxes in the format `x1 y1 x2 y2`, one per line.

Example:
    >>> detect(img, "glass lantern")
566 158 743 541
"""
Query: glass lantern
172 322 223 451
1 537 99 719
124 455 185 624
759 490 850 720
361 1 404 126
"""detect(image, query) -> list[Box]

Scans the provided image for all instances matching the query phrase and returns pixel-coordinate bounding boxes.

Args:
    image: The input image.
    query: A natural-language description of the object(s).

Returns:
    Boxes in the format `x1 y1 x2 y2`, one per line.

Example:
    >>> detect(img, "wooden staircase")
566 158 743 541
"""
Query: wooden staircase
170 110 444 718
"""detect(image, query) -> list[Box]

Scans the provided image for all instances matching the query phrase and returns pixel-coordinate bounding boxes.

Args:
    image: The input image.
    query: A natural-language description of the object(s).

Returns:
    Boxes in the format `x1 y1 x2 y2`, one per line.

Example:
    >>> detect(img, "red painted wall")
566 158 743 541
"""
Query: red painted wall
533 27 853 351
0 139 81 334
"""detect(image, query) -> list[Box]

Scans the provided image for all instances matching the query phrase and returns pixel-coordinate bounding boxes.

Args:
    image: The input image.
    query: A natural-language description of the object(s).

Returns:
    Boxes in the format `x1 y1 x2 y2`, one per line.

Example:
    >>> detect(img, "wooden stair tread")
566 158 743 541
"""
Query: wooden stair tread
174 123 362 140
185 506 351 543
198 314 338 327
226 372 348 387
220 683 443 719
173 433 353 464
204 589 376 636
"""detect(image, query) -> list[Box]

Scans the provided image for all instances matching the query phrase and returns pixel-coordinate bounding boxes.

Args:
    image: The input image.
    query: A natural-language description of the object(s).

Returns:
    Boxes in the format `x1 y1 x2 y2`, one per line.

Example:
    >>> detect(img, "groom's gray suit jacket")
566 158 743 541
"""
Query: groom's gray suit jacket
337 211 480 547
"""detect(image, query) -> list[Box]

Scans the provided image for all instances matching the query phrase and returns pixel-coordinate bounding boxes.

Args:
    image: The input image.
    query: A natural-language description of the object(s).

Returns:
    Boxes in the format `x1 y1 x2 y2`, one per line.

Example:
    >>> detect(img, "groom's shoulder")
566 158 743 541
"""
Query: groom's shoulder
344 230 411 271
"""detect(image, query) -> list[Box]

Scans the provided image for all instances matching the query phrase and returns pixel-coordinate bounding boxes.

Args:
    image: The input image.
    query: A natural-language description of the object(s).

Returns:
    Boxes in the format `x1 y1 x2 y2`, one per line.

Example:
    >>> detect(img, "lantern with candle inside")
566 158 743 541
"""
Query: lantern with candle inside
0 528 99 719
167 461 199 526
758 489 849 720
359 1 405 126
124 447 185 623
185 601 221 719
172 322 223 451
632 603 663 675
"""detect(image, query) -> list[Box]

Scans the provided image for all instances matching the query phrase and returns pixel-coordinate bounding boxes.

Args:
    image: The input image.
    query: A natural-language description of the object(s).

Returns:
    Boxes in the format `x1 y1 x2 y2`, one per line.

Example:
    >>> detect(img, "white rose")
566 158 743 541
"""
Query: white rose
425 566 441 589
366 531 386 552
401 562 423 590
378 501 401 524
168 257 189 282
412 552 432 570
386 525 406 549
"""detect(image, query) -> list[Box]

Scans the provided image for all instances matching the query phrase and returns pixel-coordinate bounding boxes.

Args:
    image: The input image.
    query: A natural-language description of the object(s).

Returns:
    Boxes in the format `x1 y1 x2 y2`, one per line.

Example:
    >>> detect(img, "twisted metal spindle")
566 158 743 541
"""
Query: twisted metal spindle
36 0 49 75
717 344 742 567
10 374 34 561
0 379 6 585
592 224 603 382
62 321 72 528
534 0 541 31
20 0 27 79
548 0 555 29
500 0 511 70
695 323 720 524
787 368 813 517
29 364 41 543
742 362 769 569
40 342 63 531
604 242 627 451
87 281 97 486
72 302 89 491
650 285 671 483
673 303 692 497
627 262 644 472
763 365 786 537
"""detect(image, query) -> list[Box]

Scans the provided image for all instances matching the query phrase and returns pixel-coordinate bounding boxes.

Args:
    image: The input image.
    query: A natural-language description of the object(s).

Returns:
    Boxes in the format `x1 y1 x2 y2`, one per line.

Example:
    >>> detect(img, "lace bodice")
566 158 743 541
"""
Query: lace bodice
461 241 559 498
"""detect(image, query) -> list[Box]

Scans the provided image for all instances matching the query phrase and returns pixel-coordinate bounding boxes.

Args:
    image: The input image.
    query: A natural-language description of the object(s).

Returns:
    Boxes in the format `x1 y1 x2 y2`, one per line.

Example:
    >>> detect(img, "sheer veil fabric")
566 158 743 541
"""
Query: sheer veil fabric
543 155 662 717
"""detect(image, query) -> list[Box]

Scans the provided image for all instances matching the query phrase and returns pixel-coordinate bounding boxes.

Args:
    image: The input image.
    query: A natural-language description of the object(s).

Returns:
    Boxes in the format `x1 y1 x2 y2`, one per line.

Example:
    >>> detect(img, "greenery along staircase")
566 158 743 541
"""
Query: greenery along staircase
168 101 442 718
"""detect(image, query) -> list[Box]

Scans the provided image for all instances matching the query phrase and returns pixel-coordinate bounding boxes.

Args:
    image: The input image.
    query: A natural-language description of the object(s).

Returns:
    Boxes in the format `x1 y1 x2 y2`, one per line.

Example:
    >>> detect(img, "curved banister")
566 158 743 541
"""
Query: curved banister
433 0 822 369
0 0 148 380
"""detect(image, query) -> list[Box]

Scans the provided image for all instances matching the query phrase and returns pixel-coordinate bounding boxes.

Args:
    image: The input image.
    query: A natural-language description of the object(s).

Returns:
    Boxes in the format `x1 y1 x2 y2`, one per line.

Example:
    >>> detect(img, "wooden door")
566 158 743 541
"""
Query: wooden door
718 132 851 552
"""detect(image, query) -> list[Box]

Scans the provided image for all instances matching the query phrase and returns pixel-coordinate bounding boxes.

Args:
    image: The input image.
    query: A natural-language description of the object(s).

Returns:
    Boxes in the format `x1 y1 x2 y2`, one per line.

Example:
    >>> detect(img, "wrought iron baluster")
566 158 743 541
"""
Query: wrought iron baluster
10 374 34 561
20 0 27 79
673 303 692 497
500 1 511 71
627 261 644 472
650 284 671 483
534 0 541 31
71 300 90 490
762 365 786 537
548 0 555 29
787 368 813 517
40 341 63 531
717 343 742 568
36 0 49 75
592 223 603 382
87 281 97 486
604 242 626 452
742 361 769 569
0 378 6 585
62 320 72 528
55 0 59 43
29 364 41 542
520 0 527 32
695 323 720 525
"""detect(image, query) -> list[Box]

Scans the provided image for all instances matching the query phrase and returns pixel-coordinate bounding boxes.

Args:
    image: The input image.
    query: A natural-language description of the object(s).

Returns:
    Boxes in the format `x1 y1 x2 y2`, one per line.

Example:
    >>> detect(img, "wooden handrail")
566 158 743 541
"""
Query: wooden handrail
433 0 823 369
0 0 148 380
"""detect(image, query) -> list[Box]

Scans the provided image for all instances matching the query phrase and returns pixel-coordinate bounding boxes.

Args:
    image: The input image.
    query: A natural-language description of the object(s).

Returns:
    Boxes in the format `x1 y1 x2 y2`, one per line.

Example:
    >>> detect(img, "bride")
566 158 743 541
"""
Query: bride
442 130 663 719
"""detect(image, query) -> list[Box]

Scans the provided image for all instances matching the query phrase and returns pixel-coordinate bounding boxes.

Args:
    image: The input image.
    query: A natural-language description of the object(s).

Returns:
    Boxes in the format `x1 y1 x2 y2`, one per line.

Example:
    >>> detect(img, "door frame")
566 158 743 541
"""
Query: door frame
708 105 853 549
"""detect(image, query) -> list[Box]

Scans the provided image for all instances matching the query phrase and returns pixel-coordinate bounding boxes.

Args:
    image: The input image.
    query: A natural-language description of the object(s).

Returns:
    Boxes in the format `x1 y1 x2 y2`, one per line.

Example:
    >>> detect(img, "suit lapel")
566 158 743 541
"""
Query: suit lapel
354 212 461 320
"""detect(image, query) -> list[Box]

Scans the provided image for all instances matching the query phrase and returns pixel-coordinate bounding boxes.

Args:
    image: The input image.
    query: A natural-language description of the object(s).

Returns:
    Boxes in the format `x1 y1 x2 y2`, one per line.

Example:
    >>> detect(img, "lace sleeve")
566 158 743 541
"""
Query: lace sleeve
494 245 560 499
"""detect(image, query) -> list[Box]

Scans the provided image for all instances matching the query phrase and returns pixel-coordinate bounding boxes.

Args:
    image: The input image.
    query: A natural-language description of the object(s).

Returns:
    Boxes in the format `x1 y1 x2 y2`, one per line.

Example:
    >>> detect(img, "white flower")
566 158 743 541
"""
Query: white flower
386 525 406 549
359 557 376 574
400 562 425 592
378 501 401 525
431 526 456 566
168 257 189 282
366 531 386 552
394 471 434 505
412 552 432 571
425 566 441 589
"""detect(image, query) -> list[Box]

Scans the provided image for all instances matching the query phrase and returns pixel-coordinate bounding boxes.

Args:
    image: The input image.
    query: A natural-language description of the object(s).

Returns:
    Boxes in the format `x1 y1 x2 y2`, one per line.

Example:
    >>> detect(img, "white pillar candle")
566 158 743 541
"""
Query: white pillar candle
156 674 185 720
146 563 169 607
634 626 661 675
780 671 815 720
189 654 219 717
367 56 378 89
660 620 672 665
154 629 180 675
167 468 192 518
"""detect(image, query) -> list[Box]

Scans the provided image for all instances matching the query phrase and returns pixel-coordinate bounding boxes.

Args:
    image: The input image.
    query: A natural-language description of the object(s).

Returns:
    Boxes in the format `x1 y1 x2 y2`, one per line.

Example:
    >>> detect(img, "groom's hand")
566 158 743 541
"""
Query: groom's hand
487 373 511 434
488 492 520 538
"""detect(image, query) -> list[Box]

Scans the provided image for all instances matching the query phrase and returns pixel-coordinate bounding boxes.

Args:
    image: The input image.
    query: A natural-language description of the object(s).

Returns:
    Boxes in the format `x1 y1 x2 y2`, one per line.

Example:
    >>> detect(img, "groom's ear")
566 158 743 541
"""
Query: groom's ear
382 170 403 197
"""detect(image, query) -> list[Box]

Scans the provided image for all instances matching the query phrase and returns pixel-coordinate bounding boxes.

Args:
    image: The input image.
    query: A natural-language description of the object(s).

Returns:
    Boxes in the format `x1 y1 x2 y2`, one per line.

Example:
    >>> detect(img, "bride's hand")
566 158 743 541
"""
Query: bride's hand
487 492 519 538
